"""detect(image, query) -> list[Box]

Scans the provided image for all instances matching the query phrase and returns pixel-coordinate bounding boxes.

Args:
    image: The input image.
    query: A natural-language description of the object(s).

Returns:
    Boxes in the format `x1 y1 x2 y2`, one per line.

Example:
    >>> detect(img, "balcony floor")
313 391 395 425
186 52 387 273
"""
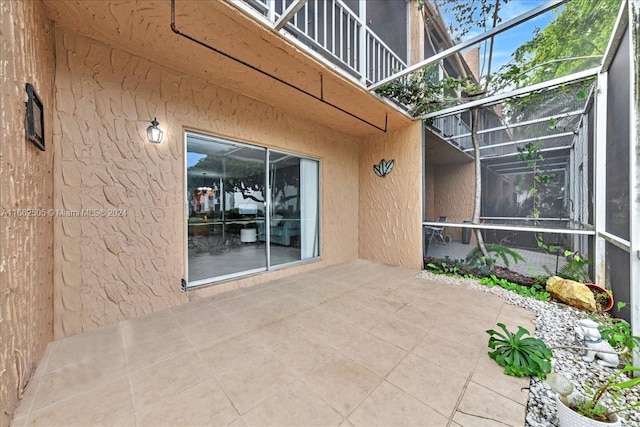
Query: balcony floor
11 260 534 427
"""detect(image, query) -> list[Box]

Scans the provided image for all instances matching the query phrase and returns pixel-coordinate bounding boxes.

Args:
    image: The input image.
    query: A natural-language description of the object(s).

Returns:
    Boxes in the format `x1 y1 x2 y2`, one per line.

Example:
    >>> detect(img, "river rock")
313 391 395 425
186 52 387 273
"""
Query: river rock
546 276 596 312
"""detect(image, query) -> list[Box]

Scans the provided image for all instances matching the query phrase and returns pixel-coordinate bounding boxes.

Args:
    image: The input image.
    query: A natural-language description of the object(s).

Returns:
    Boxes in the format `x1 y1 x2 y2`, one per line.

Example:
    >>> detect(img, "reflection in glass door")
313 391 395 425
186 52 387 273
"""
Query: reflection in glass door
186 132 319 287
268 152 319 267
186 133 267 285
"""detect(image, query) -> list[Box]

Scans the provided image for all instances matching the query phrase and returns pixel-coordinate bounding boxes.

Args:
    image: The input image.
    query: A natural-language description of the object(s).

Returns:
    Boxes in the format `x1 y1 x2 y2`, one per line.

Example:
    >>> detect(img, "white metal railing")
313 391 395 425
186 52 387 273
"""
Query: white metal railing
431 114 472 149
237 0 407 84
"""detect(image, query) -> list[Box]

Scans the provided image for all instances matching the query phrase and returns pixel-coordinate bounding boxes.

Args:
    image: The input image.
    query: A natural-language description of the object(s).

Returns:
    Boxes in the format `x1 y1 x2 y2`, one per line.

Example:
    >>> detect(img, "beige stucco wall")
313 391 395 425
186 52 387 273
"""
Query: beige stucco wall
0 1 55 424
52 28 361 338
358 123 423 269
433 162 475 242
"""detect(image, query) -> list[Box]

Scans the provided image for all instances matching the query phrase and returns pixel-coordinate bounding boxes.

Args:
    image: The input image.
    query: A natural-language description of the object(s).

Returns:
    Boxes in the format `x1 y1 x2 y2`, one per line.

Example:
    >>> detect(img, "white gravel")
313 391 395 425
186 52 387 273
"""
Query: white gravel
416 271 640 427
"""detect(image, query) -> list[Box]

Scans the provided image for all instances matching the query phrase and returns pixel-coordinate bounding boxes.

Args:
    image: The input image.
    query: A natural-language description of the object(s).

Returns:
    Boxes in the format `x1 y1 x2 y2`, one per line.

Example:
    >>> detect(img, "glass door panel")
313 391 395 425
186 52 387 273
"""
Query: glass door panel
269 151 319 267
187 132 266 284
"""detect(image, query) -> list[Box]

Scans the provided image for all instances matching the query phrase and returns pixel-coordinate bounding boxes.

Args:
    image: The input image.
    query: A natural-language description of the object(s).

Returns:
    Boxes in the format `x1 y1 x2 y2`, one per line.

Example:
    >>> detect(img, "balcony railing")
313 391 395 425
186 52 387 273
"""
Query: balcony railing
235 0 407 85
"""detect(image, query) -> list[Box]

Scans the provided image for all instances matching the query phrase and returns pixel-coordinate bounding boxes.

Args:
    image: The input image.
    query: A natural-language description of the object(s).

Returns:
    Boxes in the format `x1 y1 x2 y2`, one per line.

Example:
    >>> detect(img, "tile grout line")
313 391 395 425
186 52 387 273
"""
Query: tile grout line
119 322 138 427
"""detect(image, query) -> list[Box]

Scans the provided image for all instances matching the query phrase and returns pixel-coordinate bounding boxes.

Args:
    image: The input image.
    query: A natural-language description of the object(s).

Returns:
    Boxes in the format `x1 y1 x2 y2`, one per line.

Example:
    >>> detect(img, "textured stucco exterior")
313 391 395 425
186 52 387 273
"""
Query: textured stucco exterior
358 123 423 269
0 1 55 424
52 28 361 338
433 162 476 242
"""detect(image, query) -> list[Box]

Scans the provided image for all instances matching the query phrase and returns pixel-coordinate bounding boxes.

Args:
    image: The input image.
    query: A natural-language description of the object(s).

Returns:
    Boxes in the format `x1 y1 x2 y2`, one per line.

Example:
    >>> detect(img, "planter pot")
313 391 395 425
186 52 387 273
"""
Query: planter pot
240 228 257 243
585 283 614 312
556 395 621 427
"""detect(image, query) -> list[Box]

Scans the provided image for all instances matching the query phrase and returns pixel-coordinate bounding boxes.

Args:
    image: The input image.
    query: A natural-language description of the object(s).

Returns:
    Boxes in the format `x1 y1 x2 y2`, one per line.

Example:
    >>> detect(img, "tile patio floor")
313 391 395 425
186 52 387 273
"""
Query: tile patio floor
11 260 535 427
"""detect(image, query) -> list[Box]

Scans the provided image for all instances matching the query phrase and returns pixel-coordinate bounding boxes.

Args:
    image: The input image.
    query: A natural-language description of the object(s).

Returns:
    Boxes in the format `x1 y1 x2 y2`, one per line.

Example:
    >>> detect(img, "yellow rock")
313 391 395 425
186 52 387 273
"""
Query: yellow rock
546 276 596 311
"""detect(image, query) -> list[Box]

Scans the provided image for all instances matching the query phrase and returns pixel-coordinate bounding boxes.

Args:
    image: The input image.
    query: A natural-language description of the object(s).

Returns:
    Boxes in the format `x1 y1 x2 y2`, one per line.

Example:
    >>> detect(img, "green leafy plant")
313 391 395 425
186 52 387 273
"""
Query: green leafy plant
465 244 525 268
480 275 550 301
536 236 592 282
548 366 640 422
486 323 553 378
595 303 640 362
425 257 466 276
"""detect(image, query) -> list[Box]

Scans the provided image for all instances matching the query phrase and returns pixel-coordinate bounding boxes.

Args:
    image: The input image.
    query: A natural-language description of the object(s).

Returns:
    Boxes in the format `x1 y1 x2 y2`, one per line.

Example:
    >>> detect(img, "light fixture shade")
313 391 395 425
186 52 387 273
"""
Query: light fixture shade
147 118 163 144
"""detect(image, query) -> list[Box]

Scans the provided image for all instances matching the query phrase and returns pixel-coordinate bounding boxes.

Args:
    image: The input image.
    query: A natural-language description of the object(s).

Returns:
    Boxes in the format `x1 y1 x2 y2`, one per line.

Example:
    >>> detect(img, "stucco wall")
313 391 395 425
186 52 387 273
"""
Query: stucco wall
53 28 361 338
358 123 423 269
0 1 55 424
433 162 475 242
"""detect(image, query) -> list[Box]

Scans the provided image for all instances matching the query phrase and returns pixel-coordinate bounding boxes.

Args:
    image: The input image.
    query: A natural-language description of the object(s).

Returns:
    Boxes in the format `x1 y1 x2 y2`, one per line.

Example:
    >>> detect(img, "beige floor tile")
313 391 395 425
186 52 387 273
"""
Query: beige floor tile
228 416 248 427
214 295 265 315
113 416 136 427
348 381 449 427
341 333 407 377
242 284 287 302
429 312 498 349
392 303 442 330
302 354 381 417
495 303 536 331
9 416 26 427
368 318 428 351
125 329 193 373
216 351 297 415
129 350 212 413
170 301 223 328
10 262 533 427
135 378 238 427
198 334 267 375
121 311 181 348
243 380 342 427
246 319 306 348
321 298 383 331
25 377 133 427
453 381 526 427
32 349 127 412
348 288 408 315
412 329 482 376
289 308 365 351
45 325 122 372
260 294 311 317
182 315 248 349
269 335 337 376
11 375 42 421
471 353 531 405
387 353 467 417
225 304 288 331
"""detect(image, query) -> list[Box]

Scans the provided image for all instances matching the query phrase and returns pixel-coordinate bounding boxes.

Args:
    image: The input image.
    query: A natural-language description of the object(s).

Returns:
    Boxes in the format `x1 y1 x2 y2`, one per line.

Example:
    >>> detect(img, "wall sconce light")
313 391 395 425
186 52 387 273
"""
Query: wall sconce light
146 118 164 144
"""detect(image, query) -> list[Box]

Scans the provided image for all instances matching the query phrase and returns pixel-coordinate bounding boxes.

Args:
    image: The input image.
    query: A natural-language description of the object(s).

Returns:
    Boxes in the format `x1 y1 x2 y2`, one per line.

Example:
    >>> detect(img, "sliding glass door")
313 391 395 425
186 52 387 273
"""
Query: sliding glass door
186 132 319 287
268 152 319 267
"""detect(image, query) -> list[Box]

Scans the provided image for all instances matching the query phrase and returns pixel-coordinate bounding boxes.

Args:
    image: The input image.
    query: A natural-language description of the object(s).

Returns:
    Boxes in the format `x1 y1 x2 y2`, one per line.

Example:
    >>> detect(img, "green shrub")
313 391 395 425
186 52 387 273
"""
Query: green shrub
487 323 552 378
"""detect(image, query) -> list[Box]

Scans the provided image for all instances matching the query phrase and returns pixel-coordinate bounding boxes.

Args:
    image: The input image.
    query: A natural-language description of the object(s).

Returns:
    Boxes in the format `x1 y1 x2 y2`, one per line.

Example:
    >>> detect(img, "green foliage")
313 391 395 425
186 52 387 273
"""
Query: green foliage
575 365 640 420
517 143 555 220
486 323 553 378
426 258 463 276
595 304 640 362
496 0 620 89
480 275 550 301
536 236 592 282
465 244 524 268
375 66 471 117
427 262 460 275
